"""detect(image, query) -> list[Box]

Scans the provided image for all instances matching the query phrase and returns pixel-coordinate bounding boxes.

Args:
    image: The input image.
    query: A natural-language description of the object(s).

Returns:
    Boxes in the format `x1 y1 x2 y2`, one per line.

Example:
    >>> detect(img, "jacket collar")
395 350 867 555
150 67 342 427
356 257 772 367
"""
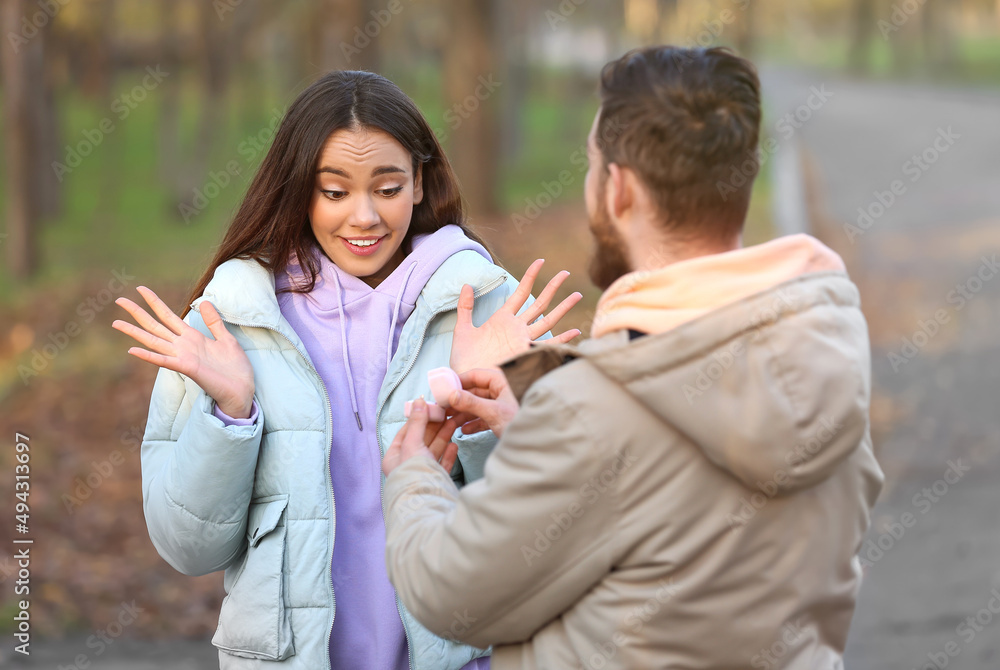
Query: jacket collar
189 251 506 341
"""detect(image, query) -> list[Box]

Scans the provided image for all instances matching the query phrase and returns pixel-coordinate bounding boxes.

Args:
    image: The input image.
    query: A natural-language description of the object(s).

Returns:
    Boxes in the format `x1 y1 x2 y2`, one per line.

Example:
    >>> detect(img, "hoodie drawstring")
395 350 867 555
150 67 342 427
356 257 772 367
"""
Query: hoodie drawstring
331 262 418 432
332 270 364 431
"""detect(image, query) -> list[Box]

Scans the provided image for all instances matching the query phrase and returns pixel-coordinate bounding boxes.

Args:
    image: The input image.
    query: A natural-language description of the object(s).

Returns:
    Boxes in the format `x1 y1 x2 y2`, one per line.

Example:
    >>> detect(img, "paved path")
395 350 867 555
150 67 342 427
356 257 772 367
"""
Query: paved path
760 65 1000 669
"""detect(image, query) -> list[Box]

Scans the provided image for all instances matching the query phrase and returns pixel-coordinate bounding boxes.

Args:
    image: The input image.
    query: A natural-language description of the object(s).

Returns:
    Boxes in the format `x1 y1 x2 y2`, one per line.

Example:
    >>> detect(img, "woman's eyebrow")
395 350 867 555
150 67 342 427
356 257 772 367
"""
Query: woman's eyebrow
371 166 406 177
317 167 350 177
315 166 406 177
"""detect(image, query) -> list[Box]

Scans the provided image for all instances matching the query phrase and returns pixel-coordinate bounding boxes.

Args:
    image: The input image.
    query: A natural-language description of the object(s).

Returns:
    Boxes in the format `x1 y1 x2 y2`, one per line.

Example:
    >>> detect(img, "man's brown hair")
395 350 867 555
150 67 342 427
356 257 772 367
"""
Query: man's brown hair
596 46 761 241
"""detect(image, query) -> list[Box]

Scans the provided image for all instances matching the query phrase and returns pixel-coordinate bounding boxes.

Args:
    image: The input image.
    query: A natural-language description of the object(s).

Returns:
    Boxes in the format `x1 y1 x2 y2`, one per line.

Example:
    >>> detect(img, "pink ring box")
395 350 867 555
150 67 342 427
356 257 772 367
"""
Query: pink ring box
404 367 462 422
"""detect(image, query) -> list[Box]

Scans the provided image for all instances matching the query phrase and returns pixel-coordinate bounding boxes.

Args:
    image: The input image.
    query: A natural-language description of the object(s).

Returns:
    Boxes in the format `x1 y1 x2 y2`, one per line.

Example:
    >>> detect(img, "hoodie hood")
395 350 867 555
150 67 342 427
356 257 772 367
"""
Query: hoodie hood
592 234 845 338
577 243 870 495
272 224 491 430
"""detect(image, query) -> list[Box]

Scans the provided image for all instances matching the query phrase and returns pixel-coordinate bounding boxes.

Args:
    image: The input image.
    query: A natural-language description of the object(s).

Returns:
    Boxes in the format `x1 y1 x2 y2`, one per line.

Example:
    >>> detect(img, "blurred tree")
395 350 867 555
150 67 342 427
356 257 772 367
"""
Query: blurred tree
156 0 183 205
497 0 530 172
849 0 878 74
922 0 956 72
735 0 759 55
443 0 500 215
316 0 382 72
2 0 49 278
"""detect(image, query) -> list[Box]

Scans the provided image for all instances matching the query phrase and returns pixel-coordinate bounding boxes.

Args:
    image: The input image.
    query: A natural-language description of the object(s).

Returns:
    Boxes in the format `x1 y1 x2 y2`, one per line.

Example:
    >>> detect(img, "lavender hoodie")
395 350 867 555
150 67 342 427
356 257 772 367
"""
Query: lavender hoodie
216 225 491 669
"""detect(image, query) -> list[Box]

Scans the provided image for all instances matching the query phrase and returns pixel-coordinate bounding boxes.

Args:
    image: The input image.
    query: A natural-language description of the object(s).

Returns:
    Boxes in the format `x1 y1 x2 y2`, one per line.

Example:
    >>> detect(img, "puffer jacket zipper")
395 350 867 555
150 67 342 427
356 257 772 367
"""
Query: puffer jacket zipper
375 274 507 670
207 309 338 670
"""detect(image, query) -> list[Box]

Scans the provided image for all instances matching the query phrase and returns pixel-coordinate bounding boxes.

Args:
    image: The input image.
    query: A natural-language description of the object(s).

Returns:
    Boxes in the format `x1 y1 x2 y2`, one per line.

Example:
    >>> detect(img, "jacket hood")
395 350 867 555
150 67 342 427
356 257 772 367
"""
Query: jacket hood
579 269 871 496
592 234 845 338
190 225 501 331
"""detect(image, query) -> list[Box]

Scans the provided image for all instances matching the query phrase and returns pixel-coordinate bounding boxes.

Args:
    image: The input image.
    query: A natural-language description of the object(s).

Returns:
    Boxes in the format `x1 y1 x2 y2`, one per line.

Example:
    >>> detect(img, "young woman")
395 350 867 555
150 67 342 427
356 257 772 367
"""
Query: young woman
112 71 581 670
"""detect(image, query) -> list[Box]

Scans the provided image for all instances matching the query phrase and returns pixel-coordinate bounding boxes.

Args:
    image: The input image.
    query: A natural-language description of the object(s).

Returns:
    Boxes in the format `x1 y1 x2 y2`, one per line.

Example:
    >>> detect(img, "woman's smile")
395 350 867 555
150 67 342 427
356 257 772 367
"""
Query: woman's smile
340 234 387 256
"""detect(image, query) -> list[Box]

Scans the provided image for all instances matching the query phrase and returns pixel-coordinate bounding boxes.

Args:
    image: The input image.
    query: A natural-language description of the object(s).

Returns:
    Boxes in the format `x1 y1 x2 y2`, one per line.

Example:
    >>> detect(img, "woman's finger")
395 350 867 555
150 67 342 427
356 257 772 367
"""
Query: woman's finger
527 291 583 340
115 296 178 343
454 284 475 334
502 259 545 315
136 286 189 337
401 400 431 458
460 418 490 435
519 270 570 323
439 442 459 473
112 319 174 355
125 346 181 372
425 418 460 461
547 328 583 345
198 300 235 344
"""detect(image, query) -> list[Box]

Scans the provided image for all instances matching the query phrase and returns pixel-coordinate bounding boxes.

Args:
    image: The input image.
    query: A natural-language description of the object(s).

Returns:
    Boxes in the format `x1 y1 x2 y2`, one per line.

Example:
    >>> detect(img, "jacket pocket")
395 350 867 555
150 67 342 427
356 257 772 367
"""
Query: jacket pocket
212 494 295 661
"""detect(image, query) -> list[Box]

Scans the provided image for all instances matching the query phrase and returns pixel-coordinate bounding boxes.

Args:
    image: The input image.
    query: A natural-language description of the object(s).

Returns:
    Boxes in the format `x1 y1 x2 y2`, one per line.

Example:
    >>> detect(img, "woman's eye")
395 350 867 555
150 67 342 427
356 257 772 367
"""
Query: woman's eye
378 186 404 198
322 190 347 201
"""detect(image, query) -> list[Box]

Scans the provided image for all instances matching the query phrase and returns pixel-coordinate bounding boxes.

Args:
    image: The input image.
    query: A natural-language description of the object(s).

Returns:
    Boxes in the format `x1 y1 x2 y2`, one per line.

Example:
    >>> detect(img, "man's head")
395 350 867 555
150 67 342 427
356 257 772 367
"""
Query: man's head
585 46 762 289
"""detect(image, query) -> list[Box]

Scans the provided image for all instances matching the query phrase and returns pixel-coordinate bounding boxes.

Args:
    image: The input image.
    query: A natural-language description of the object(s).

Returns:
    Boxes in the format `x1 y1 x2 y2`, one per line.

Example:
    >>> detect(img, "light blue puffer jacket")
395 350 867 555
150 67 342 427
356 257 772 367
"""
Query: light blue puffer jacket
140 249 525 669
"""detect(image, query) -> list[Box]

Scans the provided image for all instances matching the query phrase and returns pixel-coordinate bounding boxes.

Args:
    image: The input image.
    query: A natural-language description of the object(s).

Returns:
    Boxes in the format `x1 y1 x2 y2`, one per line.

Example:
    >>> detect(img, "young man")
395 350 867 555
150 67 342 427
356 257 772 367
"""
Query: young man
382 46 883 670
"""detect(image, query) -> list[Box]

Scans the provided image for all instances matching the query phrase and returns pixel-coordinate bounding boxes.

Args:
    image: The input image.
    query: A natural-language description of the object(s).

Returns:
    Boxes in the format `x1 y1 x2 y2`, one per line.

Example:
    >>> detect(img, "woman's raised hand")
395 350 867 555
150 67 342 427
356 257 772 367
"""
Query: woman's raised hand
449 259 582 374
113 286 256 419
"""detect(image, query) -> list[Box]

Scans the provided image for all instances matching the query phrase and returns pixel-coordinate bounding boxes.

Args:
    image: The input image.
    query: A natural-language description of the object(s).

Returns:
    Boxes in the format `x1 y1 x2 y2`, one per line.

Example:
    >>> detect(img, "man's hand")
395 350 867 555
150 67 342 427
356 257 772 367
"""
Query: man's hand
446 368 520 438
382 399 460 477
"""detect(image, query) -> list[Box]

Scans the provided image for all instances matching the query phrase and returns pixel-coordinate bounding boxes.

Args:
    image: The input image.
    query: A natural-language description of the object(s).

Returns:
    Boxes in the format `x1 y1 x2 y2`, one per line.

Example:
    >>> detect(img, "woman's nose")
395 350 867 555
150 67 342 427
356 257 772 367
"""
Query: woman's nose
353 195 379 228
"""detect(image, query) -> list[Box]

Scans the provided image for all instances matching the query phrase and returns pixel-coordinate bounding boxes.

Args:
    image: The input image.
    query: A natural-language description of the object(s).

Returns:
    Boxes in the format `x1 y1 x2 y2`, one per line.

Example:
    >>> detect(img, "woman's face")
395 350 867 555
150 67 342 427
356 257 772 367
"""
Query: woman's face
309 126 423 287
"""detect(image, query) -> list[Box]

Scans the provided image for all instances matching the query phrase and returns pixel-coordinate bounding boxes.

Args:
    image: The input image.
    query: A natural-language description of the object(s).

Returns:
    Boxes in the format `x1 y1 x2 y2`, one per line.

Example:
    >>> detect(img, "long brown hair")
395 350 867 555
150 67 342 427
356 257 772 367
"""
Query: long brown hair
181 70 492 318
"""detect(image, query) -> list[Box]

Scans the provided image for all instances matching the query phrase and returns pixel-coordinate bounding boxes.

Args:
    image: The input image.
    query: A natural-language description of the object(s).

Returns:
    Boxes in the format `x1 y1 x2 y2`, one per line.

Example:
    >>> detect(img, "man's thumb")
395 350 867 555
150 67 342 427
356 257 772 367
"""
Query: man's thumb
450 389 487 416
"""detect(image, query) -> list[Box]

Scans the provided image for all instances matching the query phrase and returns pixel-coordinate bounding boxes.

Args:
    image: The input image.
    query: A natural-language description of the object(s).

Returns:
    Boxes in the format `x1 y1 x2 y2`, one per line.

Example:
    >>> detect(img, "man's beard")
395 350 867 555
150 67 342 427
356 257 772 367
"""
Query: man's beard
587 196 633 291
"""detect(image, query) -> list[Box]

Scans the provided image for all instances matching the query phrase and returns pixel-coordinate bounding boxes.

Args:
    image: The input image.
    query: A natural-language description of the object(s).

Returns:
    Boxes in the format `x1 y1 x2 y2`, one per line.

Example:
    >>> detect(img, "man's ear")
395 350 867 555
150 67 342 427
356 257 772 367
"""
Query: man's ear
413 163 424 205
605 162 633 222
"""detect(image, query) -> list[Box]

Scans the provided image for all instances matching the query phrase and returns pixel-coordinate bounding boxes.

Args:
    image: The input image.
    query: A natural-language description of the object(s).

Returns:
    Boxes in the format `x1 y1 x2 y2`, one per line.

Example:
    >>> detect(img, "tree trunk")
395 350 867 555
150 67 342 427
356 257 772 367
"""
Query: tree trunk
735 0 758 56
330 0 381 72
157 0 183 206
922 0 955 72
442 0 499 216
2 0 41 278
849 0 876 74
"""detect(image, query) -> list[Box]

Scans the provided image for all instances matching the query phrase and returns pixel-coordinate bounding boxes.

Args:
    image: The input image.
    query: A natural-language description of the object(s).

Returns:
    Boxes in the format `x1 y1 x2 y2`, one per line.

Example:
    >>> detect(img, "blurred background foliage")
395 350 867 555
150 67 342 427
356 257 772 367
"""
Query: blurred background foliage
0 0 999 647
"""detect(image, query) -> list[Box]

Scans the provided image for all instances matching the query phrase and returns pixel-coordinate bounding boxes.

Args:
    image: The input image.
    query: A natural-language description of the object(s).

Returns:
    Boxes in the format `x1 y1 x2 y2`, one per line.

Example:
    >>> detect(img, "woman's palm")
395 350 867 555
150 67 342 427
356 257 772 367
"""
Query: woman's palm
450 259 583 373
113 286 255 417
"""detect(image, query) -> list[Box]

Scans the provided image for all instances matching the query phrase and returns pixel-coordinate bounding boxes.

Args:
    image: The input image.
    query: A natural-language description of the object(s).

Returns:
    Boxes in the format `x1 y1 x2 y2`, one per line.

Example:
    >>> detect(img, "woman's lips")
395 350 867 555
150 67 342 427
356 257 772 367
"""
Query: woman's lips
341 236 385 257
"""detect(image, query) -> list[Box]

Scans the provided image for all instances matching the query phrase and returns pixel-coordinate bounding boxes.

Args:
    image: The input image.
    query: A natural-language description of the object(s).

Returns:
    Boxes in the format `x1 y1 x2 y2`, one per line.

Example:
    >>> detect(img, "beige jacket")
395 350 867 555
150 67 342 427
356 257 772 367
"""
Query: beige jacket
385 262 883 669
